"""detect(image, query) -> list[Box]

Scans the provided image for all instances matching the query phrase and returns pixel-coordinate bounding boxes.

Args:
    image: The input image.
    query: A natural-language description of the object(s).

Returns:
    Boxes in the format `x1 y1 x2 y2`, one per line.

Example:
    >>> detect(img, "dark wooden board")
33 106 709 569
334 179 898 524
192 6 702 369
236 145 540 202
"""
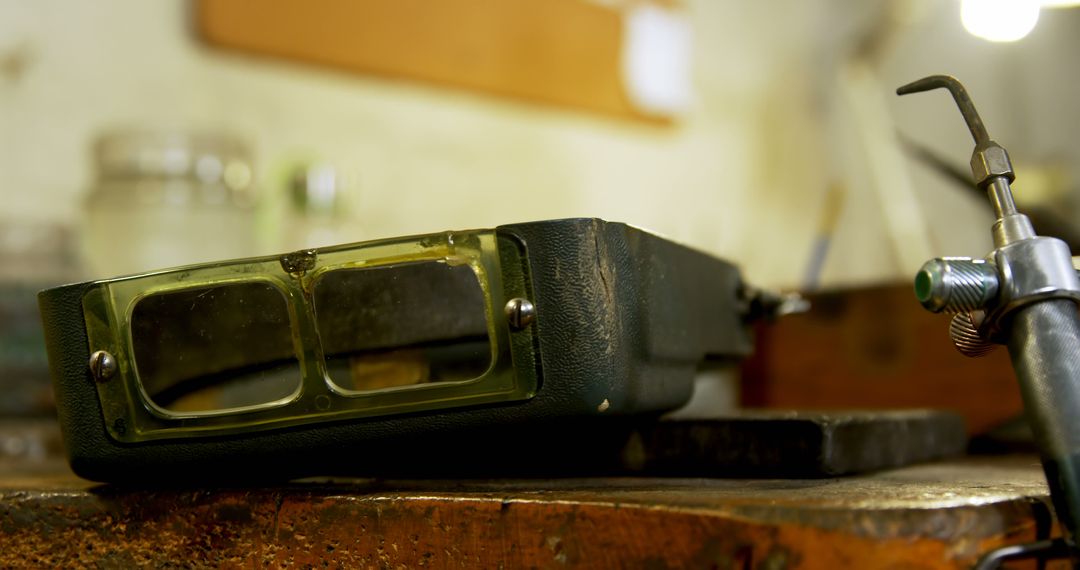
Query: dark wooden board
0 456 1062 568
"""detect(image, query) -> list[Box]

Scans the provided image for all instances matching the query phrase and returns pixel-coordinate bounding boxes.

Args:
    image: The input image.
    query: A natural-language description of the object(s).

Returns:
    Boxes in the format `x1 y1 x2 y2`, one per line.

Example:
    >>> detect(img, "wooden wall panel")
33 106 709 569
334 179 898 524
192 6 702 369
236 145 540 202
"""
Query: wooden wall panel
196 0 671 120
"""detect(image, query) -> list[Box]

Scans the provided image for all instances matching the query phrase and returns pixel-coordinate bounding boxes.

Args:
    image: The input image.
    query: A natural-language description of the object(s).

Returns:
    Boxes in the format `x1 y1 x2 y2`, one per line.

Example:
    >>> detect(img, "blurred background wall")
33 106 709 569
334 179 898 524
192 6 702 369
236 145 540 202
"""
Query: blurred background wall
1 0 1078 288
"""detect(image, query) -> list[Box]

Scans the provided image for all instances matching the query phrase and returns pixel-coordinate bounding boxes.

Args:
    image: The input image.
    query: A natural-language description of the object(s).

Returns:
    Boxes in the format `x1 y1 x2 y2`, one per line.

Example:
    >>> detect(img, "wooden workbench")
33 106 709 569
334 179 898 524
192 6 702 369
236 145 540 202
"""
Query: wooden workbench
0 456 1064 568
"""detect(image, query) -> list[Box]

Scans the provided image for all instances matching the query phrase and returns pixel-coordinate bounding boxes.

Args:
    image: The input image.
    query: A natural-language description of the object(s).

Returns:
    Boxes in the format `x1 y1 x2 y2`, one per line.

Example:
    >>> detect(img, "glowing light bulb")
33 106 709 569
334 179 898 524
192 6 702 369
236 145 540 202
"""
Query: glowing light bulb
961 0 1040 42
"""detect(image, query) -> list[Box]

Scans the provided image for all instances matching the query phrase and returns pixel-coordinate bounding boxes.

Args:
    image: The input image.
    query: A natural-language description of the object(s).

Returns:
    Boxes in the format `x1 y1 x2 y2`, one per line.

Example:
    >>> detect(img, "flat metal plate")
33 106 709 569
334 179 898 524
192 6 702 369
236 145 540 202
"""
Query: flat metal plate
626 409 969 477
284 409 968 479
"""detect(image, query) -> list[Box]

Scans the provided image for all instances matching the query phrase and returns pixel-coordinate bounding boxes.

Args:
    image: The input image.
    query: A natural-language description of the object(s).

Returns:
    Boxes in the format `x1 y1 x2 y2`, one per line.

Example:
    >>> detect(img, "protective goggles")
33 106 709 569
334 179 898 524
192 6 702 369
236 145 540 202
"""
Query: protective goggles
62 228 537 443
39 219 755 481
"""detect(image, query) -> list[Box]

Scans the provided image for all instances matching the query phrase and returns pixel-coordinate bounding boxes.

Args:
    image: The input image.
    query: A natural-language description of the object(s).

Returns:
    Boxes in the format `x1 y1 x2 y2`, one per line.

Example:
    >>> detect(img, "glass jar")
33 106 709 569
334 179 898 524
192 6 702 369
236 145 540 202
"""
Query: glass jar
81 131 257 277
279 161 355 251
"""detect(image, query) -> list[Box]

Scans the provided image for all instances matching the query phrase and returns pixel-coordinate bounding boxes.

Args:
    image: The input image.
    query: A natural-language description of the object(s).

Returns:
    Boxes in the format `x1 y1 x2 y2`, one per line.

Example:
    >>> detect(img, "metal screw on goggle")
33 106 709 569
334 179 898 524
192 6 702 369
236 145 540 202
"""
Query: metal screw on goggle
88 350 117 383
280 249 317 275
504 298 536 330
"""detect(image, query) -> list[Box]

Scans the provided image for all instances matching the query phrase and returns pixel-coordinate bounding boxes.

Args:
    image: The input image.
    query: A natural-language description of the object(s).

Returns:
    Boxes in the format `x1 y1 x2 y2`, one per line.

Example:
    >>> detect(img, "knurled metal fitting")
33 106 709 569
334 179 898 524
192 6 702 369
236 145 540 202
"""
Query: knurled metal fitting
949 312 997 357
915 257 999 314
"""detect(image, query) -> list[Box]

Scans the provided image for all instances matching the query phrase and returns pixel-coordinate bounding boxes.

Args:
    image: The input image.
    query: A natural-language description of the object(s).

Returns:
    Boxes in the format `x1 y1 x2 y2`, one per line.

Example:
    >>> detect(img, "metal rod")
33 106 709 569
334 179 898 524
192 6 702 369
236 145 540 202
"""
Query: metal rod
986 177 1019 218
973 538 1075 569
896 75 990 146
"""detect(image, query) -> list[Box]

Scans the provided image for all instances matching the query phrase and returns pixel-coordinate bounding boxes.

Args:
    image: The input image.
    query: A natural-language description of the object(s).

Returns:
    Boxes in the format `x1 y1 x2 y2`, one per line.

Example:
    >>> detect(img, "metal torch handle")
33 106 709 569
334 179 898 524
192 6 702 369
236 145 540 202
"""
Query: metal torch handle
1007 299 1080 537
899 74 1080 564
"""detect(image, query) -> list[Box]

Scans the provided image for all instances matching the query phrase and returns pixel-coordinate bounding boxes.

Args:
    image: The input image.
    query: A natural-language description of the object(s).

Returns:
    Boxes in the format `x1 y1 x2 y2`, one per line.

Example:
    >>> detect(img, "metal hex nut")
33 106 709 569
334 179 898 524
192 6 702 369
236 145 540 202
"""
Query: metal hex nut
970 143 1015 187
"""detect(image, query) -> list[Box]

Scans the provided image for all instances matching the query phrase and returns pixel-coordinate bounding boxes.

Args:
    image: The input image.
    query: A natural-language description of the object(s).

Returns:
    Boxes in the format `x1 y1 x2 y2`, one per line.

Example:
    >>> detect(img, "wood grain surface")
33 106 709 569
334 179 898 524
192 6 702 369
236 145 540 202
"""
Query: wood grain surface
0 456 1063 568
743 284 1024 436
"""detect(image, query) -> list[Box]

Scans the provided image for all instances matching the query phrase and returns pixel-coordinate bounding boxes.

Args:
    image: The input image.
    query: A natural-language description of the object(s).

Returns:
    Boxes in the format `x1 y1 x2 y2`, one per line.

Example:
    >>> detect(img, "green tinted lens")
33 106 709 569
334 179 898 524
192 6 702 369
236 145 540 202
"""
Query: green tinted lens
129 282 300 413
85 230 538 442
312 261 492 393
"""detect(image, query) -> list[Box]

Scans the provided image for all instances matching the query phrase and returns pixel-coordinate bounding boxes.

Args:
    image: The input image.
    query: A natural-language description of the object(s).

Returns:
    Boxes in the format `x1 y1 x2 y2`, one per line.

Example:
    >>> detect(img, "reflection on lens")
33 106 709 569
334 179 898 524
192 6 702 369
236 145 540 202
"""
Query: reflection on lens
312 261 492 393
130 282 300 413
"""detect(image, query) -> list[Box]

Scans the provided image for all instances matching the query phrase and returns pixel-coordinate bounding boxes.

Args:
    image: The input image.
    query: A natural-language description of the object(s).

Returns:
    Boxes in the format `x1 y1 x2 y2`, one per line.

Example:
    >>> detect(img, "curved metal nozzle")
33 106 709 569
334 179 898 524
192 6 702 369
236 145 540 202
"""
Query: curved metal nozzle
896 75 990 146
897 74 1020 220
